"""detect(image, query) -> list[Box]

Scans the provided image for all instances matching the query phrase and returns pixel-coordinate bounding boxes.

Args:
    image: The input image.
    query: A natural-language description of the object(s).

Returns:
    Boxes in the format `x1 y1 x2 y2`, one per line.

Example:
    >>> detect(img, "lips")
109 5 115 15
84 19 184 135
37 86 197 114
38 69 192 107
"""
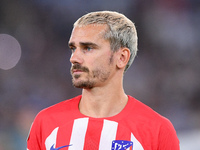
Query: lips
72 69 83 74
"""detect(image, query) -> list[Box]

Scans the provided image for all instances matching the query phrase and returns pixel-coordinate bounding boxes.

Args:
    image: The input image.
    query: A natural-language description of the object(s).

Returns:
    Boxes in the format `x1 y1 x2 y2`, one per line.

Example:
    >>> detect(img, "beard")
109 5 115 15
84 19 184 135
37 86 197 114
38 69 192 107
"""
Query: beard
72 77 95 89
71 63 111 89
70 53 114 89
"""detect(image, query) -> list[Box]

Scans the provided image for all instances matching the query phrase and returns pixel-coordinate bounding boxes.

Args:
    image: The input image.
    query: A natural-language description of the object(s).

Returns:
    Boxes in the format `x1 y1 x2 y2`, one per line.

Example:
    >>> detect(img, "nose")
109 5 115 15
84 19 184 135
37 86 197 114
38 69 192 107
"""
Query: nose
70 48 83 64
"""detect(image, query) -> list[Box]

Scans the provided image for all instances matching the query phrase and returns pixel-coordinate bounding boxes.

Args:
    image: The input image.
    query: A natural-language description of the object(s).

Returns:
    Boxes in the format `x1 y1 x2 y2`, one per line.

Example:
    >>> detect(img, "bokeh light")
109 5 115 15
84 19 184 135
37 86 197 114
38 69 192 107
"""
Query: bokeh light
0 34 21 70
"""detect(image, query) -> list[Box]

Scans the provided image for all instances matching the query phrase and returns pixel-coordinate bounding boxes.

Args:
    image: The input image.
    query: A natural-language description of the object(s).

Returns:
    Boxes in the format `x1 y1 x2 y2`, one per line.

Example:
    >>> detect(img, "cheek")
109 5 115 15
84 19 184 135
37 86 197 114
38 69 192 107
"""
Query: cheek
88 51 115 71
92 67 110 82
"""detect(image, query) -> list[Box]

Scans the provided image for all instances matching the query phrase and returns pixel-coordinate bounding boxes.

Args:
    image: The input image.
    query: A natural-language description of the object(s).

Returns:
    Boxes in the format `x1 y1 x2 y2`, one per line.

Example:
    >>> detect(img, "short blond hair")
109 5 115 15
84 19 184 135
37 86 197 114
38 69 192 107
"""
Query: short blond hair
74 11 138 71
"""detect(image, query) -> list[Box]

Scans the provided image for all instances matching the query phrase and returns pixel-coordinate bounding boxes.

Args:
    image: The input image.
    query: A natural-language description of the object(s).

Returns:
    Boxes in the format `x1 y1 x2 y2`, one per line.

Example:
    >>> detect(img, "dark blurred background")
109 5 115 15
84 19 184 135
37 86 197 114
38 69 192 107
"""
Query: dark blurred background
0 0 200 149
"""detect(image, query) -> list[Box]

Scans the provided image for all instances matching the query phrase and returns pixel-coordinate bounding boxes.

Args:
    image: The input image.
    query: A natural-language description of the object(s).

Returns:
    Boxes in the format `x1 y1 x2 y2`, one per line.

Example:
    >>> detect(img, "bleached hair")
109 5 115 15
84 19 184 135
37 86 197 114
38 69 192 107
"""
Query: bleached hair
74 11 138 71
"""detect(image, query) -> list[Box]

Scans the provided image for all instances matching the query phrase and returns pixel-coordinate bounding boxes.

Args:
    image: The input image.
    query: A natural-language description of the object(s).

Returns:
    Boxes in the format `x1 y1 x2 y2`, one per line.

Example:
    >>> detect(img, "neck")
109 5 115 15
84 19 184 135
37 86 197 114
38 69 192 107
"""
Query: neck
79 77 128 118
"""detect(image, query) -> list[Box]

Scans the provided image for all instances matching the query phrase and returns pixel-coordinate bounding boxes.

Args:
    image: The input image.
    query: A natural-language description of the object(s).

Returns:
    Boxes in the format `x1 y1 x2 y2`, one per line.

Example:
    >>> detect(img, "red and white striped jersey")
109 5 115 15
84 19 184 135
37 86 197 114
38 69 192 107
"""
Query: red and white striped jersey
27 95 180 150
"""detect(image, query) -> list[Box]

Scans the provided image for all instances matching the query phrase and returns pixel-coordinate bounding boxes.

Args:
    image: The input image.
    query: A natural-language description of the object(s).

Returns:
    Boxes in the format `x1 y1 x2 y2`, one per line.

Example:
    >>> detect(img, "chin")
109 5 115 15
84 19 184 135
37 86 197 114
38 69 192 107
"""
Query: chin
72 80 95 89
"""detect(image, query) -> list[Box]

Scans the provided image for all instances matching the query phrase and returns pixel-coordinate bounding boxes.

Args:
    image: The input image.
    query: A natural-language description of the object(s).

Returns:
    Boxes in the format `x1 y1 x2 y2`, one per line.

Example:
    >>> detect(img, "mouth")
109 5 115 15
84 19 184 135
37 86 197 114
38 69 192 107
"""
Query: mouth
72 69 83 74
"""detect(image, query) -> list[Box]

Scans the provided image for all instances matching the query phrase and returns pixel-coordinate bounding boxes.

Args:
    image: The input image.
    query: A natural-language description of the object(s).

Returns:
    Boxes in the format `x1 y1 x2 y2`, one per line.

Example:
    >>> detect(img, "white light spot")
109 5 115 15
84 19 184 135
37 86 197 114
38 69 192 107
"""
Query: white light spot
0 34 22 70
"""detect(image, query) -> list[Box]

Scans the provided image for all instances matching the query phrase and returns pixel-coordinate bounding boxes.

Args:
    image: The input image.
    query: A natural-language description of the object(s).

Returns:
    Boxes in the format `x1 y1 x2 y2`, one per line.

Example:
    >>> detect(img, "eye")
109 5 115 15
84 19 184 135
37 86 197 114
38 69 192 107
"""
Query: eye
70 47 76 53
87 47 92 51
83 46 92 52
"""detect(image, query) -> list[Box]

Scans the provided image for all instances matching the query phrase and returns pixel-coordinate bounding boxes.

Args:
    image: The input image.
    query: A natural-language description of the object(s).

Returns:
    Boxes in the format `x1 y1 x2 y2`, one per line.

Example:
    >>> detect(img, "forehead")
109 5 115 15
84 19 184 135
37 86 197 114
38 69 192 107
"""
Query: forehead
69 24 108 44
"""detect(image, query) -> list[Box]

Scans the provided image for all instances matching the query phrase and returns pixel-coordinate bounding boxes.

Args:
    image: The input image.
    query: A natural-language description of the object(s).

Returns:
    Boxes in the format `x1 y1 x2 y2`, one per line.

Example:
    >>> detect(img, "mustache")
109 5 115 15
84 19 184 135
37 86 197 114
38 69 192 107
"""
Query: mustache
71 64 89 73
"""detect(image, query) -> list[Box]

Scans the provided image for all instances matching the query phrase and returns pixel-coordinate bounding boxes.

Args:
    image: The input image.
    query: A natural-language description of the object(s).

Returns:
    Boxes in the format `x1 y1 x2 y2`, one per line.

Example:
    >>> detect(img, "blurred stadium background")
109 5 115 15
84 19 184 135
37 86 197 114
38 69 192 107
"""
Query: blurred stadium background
0 0 200 149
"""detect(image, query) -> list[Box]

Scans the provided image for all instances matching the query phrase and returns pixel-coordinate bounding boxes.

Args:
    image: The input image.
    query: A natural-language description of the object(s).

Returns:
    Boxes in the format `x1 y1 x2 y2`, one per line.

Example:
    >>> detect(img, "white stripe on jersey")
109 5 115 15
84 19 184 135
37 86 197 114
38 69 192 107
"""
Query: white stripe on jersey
131 133 144 150
44 118 144 150
99 119 118 150
45 127 59 150
68 118 89 150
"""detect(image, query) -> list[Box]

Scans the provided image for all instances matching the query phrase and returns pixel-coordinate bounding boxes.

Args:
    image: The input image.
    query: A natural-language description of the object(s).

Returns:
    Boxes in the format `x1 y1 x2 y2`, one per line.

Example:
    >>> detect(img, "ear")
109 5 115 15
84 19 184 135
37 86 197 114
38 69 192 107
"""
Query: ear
116 48 130 70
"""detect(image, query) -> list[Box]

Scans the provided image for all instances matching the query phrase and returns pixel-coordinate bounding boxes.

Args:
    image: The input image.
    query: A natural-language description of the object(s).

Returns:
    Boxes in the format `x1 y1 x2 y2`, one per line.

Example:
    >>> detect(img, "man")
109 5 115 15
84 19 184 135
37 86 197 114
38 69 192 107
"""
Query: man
27 11 180 150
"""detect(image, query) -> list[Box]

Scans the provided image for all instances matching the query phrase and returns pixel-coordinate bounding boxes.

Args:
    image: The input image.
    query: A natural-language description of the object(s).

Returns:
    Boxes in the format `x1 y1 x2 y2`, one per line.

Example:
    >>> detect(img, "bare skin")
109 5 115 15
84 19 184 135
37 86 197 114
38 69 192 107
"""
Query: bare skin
69 24 130 118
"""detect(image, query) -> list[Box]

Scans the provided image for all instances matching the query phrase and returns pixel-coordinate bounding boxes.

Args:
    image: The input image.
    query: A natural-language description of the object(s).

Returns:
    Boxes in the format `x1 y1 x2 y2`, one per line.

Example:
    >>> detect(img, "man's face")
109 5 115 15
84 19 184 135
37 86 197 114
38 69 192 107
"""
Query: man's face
68 24 116 89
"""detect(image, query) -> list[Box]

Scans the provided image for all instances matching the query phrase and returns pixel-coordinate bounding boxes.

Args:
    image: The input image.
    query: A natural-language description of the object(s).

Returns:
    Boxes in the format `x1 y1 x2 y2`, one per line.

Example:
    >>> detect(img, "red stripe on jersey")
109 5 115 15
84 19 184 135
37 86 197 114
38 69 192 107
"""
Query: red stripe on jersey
115 123 131 141
115 123 133 150
83 119 104 150
56 121 74 149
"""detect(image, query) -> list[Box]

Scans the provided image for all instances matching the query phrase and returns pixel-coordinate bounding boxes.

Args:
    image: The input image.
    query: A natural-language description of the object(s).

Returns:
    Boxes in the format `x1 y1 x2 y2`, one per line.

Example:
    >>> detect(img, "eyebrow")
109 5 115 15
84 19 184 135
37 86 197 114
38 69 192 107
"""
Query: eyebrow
68 42 75 47
68 42 99 48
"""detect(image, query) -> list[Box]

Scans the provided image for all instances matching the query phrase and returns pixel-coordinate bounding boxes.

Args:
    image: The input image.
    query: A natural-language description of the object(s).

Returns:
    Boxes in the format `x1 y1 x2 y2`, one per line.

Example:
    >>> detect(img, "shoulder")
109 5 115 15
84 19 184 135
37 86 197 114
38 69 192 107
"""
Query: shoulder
128 96 179 149
34 95 81 122
128 95 173 126
27 96 82 149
